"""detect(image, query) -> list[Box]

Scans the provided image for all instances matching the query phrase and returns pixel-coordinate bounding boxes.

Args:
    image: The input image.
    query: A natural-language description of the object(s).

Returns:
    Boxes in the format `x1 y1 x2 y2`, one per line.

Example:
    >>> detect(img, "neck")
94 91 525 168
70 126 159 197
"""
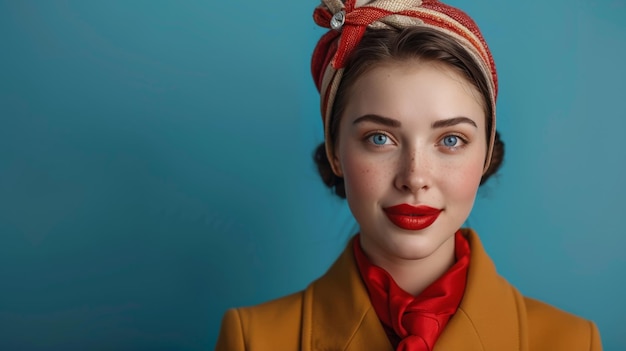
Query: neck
360 234 456 296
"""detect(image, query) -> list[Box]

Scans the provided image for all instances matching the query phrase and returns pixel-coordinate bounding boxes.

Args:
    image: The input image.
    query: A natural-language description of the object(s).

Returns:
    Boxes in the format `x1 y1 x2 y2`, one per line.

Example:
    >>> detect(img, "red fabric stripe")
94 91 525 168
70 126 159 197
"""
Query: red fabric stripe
311 30 339 92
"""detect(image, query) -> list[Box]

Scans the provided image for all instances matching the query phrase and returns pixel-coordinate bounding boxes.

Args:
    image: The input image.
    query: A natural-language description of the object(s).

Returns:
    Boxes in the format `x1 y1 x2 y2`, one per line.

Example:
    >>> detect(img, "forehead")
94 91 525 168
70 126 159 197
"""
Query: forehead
343 60 486 123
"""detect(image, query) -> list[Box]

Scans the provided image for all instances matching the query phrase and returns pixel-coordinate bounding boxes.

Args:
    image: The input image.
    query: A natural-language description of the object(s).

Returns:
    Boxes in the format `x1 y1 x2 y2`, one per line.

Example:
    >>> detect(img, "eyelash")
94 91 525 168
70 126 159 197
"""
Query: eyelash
363 131 470 151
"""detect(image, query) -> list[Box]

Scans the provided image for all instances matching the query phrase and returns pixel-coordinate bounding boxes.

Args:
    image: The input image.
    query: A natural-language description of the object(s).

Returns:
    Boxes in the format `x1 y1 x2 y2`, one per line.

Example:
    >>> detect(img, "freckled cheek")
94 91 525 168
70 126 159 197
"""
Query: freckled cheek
341 156 391 199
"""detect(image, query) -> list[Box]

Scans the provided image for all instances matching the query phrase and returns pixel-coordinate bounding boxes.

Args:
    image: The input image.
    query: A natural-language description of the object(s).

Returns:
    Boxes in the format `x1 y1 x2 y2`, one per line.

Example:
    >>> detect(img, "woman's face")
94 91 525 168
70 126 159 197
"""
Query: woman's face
332 60 487 263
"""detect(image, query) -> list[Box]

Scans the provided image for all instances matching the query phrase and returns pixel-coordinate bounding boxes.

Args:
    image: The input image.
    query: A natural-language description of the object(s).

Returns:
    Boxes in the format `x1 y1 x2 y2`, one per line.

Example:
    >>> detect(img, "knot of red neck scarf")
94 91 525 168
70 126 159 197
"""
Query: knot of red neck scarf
353 231 471 351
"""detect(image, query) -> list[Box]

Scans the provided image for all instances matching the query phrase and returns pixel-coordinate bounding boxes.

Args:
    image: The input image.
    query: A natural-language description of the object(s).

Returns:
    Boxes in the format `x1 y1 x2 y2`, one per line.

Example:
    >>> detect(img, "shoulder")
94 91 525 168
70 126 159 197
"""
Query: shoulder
215 291 305 351
238 290 305 324
461 228 602 350
522 296 602 350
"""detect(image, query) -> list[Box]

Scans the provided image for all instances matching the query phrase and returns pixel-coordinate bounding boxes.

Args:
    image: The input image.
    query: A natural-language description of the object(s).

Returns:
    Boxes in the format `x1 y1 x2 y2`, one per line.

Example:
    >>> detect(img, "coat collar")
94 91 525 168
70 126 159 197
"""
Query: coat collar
302 235 393 351
301 229 527 351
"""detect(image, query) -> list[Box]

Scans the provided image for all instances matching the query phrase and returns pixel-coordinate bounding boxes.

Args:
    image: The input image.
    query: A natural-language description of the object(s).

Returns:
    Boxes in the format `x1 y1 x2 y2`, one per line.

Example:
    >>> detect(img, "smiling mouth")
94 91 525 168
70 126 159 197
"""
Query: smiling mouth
383 204 442 231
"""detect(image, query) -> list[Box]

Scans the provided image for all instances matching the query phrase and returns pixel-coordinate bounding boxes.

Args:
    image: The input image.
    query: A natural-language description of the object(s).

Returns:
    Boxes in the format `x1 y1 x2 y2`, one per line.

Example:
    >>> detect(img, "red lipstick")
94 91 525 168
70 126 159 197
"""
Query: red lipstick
383 204 441 231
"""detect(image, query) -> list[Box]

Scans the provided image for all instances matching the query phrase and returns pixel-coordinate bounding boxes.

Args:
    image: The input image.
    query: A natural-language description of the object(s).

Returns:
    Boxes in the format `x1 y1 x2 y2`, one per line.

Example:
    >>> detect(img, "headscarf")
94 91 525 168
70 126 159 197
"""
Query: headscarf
311 0 498 173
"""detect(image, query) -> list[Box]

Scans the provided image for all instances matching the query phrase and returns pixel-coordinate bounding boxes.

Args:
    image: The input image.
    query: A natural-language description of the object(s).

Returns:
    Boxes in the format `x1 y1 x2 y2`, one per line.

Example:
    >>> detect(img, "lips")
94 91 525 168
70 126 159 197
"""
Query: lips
383 204 442 231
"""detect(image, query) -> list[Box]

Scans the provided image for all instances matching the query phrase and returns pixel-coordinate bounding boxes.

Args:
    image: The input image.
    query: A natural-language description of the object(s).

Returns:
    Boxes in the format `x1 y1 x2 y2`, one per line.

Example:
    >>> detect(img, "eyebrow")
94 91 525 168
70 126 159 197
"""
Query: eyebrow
353 114 401 127
353 114 477 129
432 116 477 129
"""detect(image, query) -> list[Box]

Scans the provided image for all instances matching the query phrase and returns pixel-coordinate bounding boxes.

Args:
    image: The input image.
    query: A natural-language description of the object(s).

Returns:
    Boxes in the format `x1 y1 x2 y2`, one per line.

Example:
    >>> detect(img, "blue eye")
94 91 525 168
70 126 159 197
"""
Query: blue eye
442 135 460 147
369 133 389 145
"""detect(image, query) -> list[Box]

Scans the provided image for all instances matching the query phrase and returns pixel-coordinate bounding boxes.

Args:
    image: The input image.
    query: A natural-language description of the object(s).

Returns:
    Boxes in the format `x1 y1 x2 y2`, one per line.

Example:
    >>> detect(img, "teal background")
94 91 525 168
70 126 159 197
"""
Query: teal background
0 0 624 350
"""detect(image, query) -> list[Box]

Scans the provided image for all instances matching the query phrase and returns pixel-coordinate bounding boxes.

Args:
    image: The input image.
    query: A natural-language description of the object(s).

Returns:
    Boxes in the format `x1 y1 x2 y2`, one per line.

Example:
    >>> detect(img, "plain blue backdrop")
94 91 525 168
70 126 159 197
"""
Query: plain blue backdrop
1 0 625 350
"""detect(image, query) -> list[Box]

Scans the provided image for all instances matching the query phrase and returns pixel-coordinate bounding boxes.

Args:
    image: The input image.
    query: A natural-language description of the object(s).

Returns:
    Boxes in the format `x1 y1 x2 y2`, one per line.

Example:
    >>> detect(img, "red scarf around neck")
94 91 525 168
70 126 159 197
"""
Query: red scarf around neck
353 231 471 351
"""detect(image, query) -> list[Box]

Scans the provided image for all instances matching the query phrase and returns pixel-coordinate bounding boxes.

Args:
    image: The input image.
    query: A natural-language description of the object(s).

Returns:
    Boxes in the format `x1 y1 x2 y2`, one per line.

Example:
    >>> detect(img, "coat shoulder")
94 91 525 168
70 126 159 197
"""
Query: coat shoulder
215 291 305 351
523 296 602 351
239 290 305 325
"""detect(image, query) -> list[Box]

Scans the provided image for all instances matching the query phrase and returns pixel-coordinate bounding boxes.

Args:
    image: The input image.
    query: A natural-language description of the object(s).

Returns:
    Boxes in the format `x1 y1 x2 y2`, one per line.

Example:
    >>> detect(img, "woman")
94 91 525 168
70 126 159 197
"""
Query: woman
216 0 602 350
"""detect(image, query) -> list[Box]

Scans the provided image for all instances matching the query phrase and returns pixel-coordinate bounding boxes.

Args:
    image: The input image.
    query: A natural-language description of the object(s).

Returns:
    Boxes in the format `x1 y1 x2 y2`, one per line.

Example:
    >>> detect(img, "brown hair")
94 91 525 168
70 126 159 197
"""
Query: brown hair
314 26 504 198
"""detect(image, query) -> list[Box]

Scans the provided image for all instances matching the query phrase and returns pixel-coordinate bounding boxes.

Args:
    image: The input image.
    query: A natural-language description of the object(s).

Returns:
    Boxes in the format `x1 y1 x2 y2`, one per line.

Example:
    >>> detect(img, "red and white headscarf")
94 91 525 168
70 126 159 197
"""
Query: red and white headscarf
311 0 498 172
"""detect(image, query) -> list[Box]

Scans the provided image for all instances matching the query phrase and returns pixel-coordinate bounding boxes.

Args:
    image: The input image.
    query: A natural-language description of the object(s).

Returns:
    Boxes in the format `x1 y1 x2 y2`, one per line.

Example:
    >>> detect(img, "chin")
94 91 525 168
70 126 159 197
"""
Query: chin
382 228 455 261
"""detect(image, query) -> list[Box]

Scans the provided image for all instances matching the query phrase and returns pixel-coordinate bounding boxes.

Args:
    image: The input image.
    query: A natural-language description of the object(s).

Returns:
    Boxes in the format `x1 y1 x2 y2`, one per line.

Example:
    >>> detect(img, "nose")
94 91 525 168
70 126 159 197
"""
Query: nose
394 147 432 194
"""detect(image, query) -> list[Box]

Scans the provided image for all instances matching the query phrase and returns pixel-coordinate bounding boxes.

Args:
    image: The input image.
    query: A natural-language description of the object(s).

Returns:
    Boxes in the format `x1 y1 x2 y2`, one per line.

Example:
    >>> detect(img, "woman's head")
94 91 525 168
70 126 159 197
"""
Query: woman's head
311 0 505 263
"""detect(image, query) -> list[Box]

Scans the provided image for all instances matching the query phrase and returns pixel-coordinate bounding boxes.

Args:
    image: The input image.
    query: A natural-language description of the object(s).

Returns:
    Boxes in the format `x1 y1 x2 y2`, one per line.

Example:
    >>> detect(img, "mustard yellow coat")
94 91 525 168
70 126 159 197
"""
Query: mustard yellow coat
215 229 602 351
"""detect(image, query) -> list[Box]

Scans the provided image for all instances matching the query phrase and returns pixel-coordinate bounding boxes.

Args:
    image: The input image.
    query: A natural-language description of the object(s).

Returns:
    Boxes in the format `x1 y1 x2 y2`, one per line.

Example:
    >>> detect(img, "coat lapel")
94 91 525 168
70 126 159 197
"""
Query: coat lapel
435 229 527 351
302 239 393 351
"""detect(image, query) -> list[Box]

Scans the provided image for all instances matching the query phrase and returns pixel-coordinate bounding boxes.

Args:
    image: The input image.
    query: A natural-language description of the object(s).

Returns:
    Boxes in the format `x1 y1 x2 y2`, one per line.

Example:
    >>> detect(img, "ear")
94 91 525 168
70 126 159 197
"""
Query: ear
324 140 344 177
330 154 343 177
